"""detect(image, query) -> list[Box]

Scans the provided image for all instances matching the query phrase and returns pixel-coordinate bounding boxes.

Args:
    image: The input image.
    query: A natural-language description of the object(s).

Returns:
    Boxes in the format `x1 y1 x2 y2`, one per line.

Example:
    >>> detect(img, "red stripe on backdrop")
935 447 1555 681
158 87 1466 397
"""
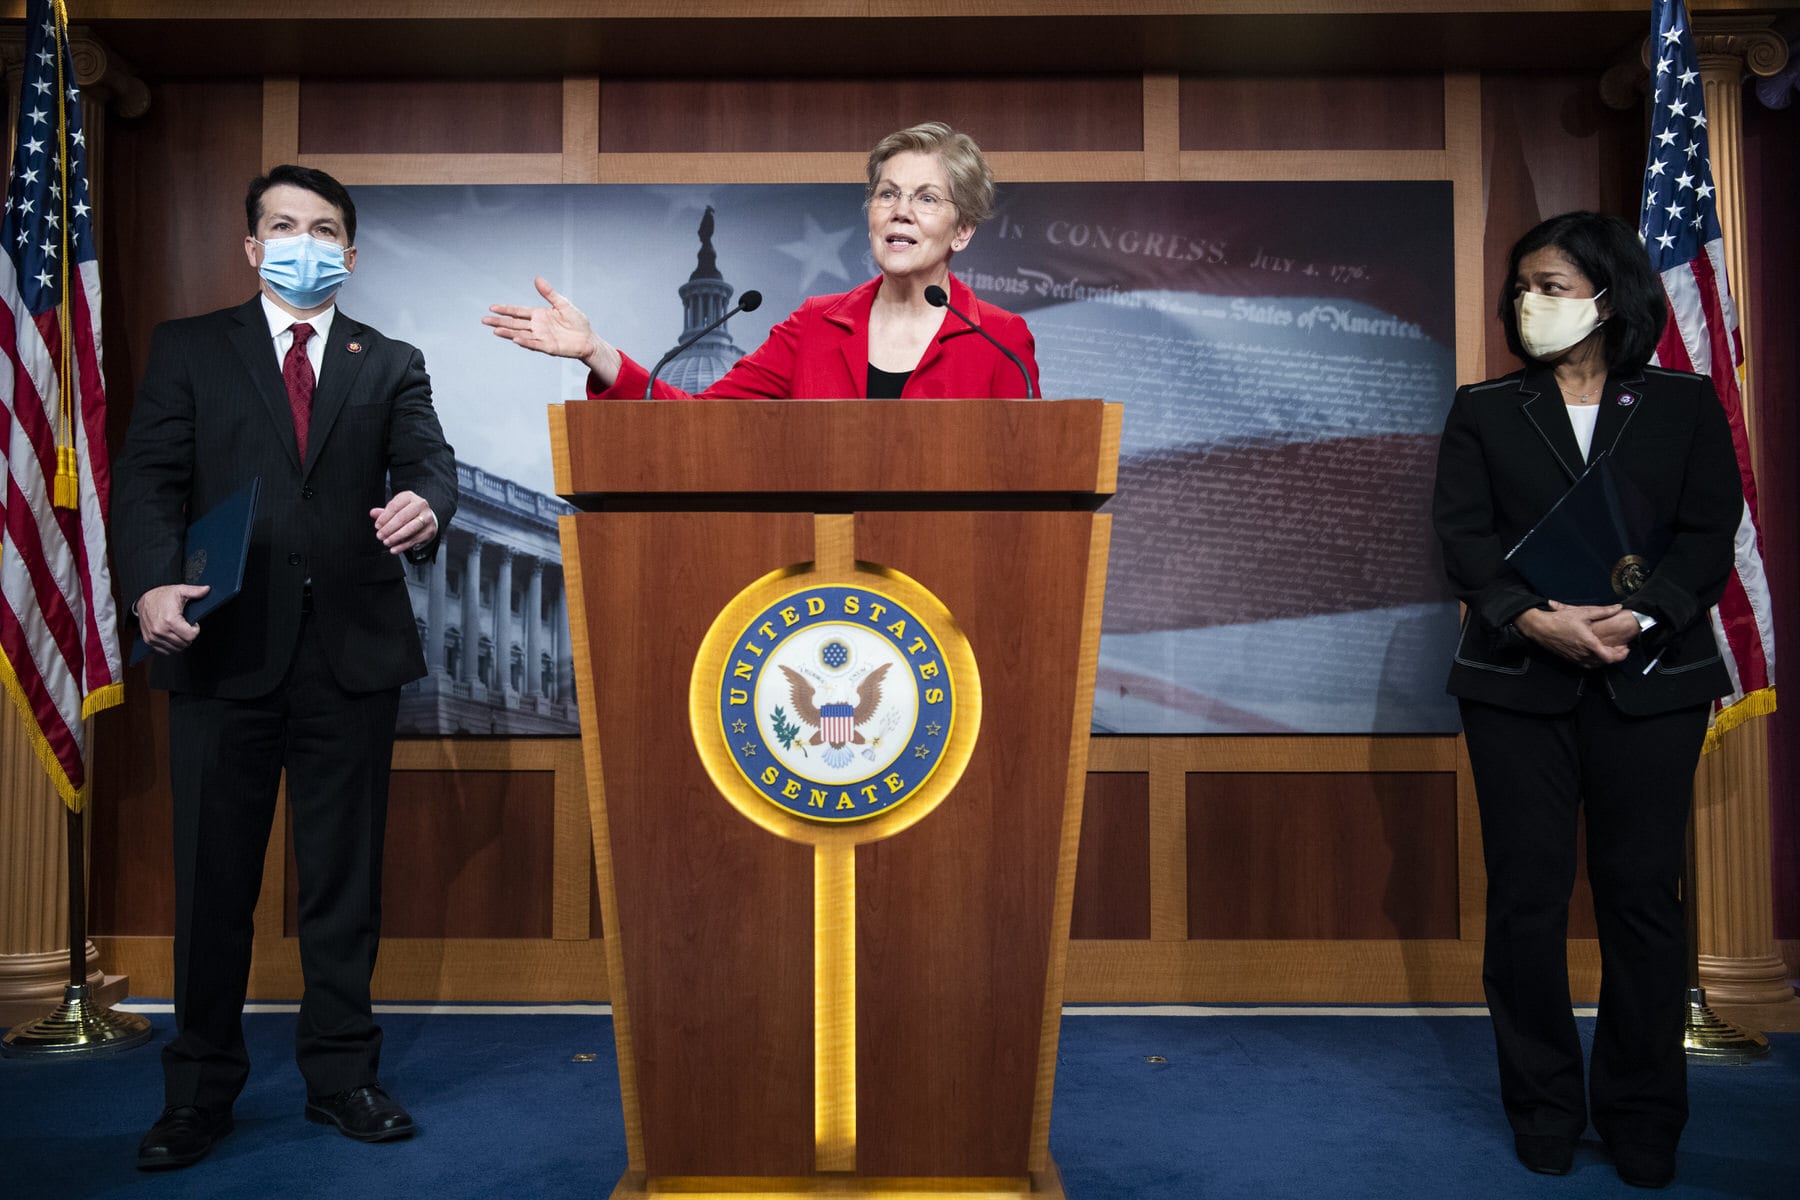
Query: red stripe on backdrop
1093 666 1300 734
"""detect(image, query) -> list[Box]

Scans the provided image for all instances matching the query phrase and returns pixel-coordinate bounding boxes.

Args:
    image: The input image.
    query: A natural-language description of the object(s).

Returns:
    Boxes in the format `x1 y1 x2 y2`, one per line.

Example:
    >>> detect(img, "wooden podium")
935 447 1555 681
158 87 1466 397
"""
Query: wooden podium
550 399 1119 1199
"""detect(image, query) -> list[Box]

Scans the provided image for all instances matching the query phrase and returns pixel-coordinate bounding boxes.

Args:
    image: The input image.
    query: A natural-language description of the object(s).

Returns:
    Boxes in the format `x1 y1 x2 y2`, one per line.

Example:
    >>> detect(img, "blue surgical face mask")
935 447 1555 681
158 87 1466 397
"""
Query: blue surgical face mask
256 234 352 309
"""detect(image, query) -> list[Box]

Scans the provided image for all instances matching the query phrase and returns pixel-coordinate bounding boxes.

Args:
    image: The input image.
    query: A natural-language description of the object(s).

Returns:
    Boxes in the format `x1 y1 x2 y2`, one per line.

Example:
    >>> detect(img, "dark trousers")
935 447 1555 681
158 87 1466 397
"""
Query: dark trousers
162 614 401 1111
1460 688 1705 1149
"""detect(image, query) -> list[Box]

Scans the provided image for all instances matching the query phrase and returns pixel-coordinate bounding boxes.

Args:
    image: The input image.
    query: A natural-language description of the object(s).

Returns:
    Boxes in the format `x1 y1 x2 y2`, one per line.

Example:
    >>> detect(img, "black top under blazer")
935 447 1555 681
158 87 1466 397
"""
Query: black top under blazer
114 296 458 700
1431 364 1741 717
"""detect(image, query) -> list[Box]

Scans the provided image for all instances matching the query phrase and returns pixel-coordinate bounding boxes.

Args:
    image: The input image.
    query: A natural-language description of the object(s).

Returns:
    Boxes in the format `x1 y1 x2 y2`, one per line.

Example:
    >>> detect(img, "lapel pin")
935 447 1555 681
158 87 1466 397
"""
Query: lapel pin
346 341 363 354
1617 392 1636 406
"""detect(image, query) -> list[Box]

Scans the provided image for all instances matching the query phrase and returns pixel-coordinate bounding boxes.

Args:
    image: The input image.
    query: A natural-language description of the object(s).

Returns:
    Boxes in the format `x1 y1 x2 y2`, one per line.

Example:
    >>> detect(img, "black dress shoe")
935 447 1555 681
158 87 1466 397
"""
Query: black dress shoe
1513 1132 1575 1175
136 1105 233 1170
1611 1141 1677 1189
305 1083 416 1142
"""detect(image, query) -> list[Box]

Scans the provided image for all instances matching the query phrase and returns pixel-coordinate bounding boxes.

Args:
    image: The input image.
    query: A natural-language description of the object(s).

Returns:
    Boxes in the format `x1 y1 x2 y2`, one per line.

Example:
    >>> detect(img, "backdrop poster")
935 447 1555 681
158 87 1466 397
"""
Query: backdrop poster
352 180 1459 736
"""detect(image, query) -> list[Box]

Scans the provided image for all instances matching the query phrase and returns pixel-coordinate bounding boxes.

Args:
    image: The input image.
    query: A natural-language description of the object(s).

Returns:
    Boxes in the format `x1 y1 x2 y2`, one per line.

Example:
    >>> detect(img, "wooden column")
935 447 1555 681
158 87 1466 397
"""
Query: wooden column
0 29 148 1025
1688 19 1793 1007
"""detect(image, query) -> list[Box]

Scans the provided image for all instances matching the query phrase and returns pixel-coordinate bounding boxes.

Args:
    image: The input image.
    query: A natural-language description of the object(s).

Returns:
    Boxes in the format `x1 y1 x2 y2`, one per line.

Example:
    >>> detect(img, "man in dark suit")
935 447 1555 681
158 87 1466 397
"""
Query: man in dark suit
114 165 457 1170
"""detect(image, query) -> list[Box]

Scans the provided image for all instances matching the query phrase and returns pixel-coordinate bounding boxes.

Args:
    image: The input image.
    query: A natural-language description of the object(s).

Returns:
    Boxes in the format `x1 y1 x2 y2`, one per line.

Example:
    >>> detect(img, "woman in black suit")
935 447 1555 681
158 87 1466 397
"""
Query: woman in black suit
1432 212 1742 1189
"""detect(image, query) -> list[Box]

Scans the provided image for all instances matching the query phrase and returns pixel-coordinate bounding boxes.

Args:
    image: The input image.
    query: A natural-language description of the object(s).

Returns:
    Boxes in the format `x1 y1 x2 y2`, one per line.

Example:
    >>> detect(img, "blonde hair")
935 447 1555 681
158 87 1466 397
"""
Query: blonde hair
865 122 994 227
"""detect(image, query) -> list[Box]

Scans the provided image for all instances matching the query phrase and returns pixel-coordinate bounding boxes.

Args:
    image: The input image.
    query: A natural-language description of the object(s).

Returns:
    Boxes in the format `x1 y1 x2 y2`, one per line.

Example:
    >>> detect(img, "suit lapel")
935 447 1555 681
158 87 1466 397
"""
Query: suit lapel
227 297 304 471
1515 369 1584 483
304 311 372 475
827 285 873 398
1591 369 1647 461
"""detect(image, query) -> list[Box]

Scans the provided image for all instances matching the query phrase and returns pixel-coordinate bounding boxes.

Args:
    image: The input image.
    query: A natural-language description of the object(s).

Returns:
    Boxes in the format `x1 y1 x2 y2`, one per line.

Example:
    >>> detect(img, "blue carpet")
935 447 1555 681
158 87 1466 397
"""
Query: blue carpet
1 1005 1794 1198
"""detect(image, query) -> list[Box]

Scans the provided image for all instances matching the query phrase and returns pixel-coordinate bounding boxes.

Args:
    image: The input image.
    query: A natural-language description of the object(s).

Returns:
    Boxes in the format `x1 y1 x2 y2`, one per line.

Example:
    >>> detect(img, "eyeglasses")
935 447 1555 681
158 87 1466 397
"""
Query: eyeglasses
868 187 954 215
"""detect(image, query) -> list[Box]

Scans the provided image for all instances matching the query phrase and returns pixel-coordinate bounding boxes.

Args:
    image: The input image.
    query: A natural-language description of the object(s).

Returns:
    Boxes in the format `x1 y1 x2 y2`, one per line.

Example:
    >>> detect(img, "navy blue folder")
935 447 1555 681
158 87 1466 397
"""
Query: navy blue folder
1504 453 1668 606
129 476 261 665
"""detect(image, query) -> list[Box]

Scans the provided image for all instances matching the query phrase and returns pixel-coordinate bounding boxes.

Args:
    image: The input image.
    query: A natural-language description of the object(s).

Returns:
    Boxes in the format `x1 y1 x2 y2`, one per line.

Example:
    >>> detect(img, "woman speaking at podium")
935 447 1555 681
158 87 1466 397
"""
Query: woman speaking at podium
484 122 1039 400
1431 211 1741 1189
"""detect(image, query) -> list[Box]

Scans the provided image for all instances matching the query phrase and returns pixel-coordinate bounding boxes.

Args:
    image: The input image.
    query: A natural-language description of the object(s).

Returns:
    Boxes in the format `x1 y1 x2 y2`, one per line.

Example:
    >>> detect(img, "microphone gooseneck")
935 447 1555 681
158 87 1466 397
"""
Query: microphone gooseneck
644 289 763 399
924 285 1035 399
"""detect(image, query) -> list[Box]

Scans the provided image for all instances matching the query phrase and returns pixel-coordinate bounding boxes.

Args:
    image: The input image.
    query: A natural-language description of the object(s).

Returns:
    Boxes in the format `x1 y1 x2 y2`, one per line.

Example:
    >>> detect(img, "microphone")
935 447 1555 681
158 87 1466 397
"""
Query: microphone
924 285 1035 398
644 289 763 399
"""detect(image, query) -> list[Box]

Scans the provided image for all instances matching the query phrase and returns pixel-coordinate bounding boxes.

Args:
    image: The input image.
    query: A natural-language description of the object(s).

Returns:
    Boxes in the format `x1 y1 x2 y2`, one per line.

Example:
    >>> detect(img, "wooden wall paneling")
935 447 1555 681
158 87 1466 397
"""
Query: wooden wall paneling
87 691 175 937
1064 938 1603 1004
289 768 557 940
562 75 600 183
1478 70 1646 378
96 931 605 1006
1180 74 1446 151
1177 148 1448 180
1446 70 1488 385
296 153 565 186
1453 733 1484 943
263 76 300 168
596 150 868 185
1148 740 1190 941
92 78 268 946
1070 773 1151 939
103 80 268 383
298 80 563 155
1186 772 1460 940
596 77 1145 154
551 737 592 940
1142 71 1180 179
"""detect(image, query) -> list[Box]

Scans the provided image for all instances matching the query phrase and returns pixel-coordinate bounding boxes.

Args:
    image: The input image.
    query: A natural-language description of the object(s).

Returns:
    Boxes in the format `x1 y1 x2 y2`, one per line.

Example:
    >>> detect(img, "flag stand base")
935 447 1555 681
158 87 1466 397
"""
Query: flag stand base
1 983 152 1057
1683 987 1770 1061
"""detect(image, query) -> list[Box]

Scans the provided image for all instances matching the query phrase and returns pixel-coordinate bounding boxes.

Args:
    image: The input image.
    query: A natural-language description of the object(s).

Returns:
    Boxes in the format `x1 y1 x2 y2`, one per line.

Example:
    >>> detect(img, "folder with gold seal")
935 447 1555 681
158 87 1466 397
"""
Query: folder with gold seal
129 476 261 665
1504 453 1668 606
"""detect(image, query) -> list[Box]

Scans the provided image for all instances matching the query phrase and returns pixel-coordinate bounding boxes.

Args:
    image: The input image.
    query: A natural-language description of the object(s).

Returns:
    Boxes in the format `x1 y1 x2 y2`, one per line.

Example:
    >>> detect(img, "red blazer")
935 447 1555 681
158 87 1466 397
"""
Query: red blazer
589 272 1040 401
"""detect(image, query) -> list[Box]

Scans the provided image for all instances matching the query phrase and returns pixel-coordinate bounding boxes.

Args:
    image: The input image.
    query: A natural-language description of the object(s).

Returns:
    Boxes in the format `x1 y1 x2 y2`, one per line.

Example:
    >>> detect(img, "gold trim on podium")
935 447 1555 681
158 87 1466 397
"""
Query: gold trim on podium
607 1165 1066 1200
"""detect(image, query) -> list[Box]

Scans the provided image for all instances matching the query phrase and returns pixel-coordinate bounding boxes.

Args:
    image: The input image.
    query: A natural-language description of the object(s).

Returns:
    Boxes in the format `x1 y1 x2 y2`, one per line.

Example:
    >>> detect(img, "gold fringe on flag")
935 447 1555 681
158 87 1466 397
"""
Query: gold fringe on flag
53 446 79 508
1702 686 1777 755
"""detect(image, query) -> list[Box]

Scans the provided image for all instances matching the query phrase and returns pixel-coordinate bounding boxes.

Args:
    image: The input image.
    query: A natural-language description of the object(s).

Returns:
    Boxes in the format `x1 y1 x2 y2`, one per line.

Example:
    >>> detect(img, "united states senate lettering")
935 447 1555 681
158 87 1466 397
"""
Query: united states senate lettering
715 584 956 824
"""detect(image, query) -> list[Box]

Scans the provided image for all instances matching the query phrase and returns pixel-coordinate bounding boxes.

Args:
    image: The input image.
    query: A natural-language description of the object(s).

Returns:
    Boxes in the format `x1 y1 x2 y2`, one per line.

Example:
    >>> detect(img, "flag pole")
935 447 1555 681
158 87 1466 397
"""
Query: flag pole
0 0 146 1059
1 798 152 1056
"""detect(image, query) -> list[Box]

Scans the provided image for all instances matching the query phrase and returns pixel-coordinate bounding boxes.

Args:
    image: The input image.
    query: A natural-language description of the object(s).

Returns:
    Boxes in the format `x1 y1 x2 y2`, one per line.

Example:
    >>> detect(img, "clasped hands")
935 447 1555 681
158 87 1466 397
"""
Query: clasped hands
1515 600 1642 668
135 492 437 656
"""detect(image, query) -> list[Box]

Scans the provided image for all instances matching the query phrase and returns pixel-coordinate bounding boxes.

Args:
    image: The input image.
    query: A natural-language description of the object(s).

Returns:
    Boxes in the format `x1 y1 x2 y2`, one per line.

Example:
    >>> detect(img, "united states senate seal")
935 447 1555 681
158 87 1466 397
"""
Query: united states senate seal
691 568 980 839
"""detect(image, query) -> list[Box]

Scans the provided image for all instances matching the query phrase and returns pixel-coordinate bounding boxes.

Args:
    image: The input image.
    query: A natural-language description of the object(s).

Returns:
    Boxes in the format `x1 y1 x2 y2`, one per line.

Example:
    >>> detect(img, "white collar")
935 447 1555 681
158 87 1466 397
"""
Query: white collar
260 292 337 342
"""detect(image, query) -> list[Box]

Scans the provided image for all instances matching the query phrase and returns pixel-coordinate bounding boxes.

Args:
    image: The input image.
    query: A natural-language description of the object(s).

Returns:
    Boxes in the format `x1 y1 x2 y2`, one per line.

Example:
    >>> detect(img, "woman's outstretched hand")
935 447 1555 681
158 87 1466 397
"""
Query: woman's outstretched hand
484 276 622 388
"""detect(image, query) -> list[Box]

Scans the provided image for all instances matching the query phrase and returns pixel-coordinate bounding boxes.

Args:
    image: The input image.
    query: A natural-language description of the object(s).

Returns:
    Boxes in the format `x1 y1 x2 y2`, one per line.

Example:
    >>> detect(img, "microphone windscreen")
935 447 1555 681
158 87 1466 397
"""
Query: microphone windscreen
924 285 948 307
739 290 763 312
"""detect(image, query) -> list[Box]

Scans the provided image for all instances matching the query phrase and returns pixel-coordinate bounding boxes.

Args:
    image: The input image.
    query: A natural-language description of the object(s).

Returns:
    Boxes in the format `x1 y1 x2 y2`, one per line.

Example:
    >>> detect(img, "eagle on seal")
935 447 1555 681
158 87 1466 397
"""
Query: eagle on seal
779 662 891 768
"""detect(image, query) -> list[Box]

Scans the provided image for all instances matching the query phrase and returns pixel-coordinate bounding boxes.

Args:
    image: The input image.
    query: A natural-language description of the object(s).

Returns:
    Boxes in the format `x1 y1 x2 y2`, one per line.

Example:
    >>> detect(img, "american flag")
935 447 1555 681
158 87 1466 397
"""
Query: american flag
1639 0 1775 741
0 0 123 810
